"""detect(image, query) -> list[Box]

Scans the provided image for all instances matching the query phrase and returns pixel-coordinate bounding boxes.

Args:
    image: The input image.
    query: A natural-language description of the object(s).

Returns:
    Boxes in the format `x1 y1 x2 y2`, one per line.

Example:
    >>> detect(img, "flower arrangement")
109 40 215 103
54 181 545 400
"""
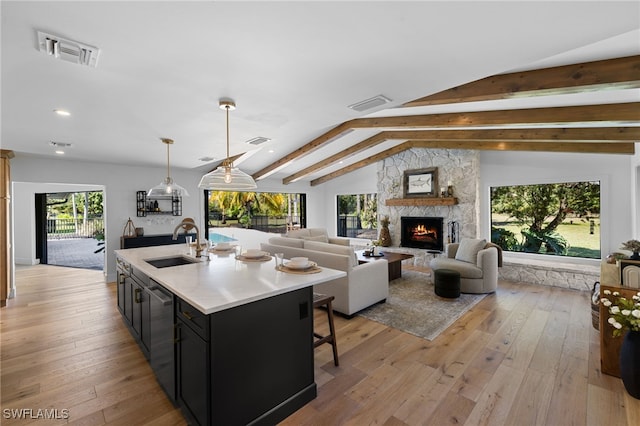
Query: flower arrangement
601 289 640 337
621 239 640 253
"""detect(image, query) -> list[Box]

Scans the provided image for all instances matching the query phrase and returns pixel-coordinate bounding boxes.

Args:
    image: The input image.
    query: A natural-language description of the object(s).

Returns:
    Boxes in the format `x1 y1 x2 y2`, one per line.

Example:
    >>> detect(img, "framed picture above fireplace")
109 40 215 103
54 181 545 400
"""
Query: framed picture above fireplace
403 167 438 198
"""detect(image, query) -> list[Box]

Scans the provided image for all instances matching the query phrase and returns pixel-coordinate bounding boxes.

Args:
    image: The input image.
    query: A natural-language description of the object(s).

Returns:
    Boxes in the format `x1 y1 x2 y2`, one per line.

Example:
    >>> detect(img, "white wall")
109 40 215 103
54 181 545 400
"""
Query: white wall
10 148 638 284
479 150 635 263
9 155 332 284
10 155 206 282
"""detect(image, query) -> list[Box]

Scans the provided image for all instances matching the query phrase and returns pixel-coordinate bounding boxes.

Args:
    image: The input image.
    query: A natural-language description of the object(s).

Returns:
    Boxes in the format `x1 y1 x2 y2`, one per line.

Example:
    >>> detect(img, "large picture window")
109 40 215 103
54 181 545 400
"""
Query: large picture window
336 193 377 239
490 181 600 259
205 191 306 235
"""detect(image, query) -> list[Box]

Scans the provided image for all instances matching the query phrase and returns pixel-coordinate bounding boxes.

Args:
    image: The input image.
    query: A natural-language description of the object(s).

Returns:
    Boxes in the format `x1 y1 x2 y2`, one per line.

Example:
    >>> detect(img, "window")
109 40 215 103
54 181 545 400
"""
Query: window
490 181 600 259
205 191 306 234
336 193 377 238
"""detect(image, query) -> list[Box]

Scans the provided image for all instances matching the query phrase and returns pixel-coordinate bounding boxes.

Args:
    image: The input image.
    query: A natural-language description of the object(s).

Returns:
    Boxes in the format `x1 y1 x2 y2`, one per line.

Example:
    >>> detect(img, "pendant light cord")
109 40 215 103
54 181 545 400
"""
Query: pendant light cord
166 141 171 179
225 104 230 164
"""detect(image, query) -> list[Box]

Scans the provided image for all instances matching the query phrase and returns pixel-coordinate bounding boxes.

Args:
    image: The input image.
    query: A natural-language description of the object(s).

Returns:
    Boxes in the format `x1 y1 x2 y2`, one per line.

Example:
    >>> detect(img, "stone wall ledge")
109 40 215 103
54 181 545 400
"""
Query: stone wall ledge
500 256 599 292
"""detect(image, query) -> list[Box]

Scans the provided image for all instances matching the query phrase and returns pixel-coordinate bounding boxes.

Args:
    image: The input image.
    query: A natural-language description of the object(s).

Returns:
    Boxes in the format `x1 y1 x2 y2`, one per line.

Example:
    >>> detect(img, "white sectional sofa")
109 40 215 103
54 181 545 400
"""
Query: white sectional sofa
260 234 388 317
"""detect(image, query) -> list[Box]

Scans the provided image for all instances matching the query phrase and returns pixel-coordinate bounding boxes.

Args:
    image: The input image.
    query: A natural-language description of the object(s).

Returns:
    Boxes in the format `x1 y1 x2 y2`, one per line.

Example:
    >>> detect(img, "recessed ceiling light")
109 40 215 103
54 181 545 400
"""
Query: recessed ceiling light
268 149 274 153
54 109 71 116
55 150 65 155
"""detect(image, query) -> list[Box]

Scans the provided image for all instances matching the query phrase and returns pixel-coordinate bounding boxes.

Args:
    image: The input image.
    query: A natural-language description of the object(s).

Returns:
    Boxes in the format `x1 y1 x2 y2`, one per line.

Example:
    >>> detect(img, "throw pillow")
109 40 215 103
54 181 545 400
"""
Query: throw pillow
455 238 487 264
302 235 329 243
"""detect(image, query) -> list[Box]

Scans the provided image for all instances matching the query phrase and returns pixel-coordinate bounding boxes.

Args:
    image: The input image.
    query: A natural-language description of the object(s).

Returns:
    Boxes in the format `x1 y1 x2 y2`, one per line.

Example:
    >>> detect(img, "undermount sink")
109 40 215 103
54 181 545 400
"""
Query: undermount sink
145 256 200 268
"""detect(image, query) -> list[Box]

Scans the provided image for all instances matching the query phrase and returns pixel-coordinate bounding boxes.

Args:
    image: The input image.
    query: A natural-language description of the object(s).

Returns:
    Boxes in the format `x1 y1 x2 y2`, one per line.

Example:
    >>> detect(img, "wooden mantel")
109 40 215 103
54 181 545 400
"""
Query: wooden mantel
385 197 458 206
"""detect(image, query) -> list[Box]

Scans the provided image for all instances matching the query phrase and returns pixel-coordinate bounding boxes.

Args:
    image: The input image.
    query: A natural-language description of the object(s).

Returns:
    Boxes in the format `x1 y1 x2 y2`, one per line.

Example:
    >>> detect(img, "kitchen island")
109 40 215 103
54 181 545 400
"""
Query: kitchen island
114 244 346 426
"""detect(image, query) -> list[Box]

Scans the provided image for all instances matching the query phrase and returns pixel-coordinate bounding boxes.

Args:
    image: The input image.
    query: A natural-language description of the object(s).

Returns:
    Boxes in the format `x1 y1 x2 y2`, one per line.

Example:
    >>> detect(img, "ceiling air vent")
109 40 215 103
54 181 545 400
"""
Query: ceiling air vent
49 141 73 148
245 136 271 146
348 94 392 112
37 30 100 68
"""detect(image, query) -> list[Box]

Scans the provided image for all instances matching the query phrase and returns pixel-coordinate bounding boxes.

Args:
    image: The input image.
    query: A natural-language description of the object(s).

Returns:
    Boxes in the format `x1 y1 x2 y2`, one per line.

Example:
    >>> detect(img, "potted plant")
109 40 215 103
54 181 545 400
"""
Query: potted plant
601 289 640 399
621 239 640 260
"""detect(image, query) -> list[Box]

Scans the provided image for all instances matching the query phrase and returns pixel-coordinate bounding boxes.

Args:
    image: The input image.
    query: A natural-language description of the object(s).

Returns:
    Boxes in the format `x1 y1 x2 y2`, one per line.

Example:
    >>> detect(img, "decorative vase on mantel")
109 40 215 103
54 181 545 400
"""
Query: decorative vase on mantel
379 216 392 247
630 251 640 261
620 330 640 399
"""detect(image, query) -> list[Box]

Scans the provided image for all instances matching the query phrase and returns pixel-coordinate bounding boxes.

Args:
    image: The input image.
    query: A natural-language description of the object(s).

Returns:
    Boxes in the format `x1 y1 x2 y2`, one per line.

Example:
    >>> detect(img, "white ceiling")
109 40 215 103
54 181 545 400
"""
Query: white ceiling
2 1 639 184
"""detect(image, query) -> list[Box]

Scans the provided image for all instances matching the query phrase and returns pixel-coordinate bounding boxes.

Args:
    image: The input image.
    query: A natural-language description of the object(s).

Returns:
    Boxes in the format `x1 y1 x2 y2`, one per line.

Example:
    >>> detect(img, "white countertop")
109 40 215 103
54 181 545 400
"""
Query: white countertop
115 244 346 315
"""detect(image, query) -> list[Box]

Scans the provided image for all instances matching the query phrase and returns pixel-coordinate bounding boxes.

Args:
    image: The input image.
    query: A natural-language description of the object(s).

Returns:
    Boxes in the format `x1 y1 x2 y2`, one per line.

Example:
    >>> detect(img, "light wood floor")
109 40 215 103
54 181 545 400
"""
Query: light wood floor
2 265 639 425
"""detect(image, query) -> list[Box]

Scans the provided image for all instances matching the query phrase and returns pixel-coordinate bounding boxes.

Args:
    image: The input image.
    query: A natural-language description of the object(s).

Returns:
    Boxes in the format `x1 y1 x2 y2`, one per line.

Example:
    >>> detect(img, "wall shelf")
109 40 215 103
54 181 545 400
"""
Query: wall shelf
136 190 182 217
385 197 458 207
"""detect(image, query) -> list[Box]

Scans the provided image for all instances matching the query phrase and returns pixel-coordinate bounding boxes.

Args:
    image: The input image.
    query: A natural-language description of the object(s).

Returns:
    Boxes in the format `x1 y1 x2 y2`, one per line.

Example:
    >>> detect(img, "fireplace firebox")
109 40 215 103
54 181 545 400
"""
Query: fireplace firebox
400 216 444 252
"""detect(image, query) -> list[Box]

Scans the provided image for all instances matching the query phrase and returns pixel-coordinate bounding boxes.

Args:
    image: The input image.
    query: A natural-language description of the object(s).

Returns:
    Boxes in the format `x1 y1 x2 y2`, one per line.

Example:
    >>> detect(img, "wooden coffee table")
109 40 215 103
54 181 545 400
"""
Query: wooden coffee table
356 250 414 281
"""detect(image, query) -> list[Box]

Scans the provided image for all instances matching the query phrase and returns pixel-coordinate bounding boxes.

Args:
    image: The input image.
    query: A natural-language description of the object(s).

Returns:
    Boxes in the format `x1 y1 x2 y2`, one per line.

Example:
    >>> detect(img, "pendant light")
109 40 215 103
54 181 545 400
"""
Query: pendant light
198 99 257 191
148 138 190 197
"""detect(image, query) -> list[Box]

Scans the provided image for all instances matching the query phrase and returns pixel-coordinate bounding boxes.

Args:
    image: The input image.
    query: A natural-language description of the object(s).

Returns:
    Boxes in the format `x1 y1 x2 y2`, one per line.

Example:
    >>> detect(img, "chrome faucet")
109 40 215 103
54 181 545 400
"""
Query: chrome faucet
172 218 205 258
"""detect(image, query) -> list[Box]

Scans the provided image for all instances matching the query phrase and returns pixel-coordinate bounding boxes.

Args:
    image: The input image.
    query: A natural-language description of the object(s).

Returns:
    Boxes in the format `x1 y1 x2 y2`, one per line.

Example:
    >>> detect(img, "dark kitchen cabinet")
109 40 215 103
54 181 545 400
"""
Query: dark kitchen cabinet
176 314 210 425
116 255 151 358
130 277 150 355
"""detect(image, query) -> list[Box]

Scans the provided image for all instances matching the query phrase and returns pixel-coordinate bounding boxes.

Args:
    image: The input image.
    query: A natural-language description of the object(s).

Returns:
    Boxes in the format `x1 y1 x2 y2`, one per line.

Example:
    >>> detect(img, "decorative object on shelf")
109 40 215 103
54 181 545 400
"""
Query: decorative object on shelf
600 288 640 399
123 217 136 238
198 99 258 191
378 216 391 247
621 239 640 260
440 186 446 198
403 167 437 198
148 138 190 197
136 191 182 217
447 180 454 197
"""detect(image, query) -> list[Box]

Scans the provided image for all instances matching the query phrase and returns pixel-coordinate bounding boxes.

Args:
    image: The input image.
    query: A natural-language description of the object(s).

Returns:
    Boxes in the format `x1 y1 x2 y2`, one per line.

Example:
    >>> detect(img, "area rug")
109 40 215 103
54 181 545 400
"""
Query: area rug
358 270 486 341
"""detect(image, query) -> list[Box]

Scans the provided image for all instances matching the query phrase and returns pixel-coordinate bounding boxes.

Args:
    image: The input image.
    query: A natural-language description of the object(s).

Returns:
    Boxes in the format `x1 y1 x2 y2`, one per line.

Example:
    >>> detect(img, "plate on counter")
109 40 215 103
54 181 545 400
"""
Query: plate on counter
284 260 317 270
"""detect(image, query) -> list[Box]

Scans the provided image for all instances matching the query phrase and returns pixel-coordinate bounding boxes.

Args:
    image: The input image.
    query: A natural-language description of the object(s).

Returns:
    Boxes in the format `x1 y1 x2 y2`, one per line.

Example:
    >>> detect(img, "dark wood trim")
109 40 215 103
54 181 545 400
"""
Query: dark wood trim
404 55 640 107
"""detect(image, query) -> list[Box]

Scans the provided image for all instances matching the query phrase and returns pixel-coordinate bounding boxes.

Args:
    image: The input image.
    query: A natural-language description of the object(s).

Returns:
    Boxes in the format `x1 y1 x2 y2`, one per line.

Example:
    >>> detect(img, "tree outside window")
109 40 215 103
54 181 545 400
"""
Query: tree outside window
490 181 600 259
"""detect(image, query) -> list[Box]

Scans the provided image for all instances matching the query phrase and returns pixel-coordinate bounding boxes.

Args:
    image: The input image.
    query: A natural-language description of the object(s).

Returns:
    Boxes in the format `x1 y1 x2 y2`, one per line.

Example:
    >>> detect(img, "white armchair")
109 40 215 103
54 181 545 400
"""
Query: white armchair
430 239 502 294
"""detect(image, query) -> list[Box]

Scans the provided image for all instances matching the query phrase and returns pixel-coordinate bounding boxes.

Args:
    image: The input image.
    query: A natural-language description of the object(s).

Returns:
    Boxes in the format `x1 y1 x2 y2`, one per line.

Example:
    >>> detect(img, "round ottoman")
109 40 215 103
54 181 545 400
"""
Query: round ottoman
434 269 461 298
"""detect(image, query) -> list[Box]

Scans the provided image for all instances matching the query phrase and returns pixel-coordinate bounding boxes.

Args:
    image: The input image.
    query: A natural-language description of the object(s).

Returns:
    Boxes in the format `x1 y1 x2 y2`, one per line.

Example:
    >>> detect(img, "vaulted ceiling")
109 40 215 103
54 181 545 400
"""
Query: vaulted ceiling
2 1 639 186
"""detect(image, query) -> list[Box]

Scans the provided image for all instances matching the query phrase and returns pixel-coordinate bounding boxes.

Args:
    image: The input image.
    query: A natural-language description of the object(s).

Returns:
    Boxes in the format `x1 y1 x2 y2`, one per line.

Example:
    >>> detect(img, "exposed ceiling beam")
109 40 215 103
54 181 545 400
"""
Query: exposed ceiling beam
283 127 640 184
256 102 640 181
252 122 355 181
350 102 640 129
310 140 636 186
404 55 640 107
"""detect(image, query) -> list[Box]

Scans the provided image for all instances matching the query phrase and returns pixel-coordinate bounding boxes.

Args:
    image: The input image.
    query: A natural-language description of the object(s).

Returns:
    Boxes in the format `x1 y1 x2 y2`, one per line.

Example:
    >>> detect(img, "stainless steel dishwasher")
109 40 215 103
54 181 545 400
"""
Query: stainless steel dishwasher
147 280 176 403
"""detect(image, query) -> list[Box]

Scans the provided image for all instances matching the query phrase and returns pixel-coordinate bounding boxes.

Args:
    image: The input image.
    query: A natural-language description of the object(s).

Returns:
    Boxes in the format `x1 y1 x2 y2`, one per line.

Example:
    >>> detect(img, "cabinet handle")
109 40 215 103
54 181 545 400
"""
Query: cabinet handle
182 311 193 320
174 324 181 343
134 288 142 303
118 274 125 285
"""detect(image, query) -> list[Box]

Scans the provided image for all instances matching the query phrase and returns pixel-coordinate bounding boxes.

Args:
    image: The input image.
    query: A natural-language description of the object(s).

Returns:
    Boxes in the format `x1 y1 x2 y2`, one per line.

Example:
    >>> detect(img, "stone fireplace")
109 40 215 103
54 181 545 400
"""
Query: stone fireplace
400 216 444 252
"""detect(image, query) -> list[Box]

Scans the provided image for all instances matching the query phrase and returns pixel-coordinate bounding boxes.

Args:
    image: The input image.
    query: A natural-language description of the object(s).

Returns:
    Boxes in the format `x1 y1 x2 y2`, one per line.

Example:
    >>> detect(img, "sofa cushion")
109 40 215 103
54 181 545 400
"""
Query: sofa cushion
431 257 484 279
455 238 487 264
304 240 356 267
267 236 304 248
285 228 311 239
303 234 329 243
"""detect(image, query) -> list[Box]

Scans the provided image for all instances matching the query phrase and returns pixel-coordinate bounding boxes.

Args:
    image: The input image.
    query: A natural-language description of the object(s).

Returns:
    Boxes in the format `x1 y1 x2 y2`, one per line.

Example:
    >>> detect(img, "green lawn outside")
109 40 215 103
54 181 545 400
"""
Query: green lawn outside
492 215 601 259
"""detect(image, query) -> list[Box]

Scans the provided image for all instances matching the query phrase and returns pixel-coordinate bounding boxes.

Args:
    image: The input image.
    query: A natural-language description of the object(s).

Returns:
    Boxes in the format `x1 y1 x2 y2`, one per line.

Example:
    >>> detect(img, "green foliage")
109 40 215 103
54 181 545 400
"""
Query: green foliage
520 228 569 255
47 191 103 217
359 196 378 229
491 181 599 257
601 289 640 337
491 227 519 251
